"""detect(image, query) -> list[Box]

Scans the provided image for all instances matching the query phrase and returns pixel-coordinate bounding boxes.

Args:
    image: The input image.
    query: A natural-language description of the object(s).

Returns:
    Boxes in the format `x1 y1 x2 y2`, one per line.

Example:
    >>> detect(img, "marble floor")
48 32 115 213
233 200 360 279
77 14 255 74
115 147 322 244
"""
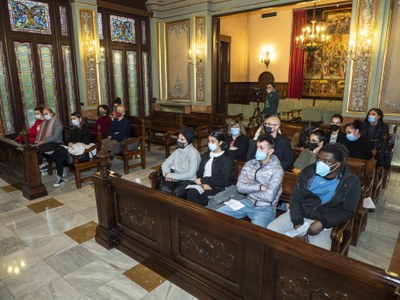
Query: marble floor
0 146 399 299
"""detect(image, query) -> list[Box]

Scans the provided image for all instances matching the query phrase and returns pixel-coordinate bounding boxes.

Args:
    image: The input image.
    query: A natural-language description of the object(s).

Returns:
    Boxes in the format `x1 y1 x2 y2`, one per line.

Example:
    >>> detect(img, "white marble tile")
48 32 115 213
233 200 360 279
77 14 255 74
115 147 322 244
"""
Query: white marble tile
150 281 198 300
81 238 110 257
64 260 121 296
1 207 44 233
45 245 97 276
0 196 27 214
3 260 60 299
97 248 138 271
82 274 148 300
19 277 81 300
0 236 27 257
55 189 96 212
0 283 15 300
0 247 42 281
32 233 77 259
38 206 91 232
0 224 14 241
79 206 99 223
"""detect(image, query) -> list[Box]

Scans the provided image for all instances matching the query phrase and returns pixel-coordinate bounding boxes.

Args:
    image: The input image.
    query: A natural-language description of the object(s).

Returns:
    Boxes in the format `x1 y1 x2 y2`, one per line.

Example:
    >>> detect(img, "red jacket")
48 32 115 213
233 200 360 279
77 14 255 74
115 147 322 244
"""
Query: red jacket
15 119 44 143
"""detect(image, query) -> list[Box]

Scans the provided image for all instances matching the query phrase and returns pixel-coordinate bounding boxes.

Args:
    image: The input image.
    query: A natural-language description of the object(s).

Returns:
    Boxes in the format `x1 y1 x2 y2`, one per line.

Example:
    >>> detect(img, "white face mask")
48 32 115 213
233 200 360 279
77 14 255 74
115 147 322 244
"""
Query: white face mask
34 114 42 120
44 114 52 121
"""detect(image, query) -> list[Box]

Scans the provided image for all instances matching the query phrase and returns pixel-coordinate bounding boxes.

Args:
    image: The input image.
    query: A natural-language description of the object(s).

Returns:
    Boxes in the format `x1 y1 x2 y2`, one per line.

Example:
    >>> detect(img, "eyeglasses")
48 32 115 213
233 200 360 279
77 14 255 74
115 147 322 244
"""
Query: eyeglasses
264 123 279 127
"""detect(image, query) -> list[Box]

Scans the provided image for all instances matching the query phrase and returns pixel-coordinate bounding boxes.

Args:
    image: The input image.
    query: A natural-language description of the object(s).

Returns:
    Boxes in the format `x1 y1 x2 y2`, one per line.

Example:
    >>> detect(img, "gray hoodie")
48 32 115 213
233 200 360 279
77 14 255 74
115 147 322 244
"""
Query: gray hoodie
161 144 201 181
237 155 283 207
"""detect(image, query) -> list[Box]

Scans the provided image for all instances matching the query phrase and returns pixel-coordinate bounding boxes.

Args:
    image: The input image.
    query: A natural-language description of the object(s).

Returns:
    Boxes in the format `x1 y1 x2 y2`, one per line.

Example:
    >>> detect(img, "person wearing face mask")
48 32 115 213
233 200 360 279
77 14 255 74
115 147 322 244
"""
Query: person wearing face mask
35 107 64 172
102 105 131 159
225 121 248 162
344 119 373 160
250 115 293 170
185 130 233 206
363 108 390 167
92 104 111 137
15 105 45 143
293 130 327 173
216 134 283 227
262 82 280 116
47 112 91 187
325 114 347 145
268 143 361 250
159 127 201 197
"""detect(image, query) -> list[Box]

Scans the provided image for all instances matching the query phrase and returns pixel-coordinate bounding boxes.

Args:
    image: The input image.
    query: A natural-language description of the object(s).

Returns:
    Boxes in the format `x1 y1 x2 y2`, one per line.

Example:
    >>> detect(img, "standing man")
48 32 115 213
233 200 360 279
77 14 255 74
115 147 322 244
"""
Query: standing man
263 82 280 116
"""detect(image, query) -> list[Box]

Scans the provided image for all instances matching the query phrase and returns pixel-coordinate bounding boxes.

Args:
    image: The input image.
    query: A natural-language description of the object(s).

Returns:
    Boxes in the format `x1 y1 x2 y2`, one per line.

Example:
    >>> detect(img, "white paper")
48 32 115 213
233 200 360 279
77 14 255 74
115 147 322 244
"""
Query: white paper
185 184 205 195
224 199 245 211
363 197 376 209
284 221 310 238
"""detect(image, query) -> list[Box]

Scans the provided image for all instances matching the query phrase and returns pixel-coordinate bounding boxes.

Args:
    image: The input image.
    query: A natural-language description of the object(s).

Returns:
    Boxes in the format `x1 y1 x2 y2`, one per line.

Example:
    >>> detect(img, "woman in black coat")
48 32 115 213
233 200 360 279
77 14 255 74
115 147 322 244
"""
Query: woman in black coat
225 120 248 162
186 130 233 206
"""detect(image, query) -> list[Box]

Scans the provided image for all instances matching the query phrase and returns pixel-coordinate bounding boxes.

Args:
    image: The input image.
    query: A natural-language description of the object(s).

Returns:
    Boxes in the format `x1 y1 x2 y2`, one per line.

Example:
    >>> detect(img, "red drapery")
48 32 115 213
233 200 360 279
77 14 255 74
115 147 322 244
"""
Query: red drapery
287 10 307 99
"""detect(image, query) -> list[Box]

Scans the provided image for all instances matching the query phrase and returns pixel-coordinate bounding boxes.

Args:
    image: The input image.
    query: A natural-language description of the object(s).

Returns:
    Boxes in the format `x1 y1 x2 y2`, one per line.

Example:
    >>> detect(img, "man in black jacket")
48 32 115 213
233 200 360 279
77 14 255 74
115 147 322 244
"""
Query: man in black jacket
267 143 361 250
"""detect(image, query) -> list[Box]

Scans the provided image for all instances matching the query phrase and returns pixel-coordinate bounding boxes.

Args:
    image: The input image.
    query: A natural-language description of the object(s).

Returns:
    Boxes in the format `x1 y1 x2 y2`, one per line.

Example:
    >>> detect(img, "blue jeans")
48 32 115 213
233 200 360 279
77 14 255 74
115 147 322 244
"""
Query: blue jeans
216 199 276 228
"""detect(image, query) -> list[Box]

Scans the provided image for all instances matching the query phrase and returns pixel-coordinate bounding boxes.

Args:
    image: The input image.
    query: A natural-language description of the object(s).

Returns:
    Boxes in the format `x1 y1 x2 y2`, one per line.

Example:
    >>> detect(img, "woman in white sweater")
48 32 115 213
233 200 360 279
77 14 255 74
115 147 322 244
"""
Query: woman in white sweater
160 127 201 197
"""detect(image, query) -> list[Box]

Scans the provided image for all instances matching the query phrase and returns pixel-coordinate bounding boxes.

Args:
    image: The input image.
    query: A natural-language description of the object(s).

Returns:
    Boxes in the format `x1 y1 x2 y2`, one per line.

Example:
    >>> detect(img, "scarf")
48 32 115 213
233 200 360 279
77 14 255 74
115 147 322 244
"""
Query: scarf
36 116 57 142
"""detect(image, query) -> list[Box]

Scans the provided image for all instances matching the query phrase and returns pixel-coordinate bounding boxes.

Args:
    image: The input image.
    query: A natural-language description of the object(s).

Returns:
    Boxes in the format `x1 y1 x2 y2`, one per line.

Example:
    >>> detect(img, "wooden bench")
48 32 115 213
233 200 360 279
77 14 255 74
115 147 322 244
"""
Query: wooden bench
183 113 212 152
0 138 47 200
92 158 399 300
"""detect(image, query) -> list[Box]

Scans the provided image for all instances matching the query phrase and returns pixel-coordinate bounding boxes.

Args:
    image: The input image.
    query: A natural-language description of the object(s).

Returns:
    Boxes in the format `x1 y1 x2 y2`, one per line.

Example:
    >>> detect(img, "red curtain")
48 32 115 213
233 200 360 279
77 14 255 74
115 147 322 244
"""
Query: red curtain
287 10 307 99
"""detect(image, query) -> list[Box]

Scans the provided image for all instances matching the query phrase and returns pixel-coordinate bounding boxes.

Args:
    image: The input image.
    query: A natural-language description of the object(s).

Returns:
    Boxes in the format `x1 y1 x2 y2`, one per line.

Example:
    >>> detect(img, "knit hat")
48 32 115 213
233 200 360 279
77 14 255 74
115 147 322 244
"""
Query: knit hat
178 127 195 144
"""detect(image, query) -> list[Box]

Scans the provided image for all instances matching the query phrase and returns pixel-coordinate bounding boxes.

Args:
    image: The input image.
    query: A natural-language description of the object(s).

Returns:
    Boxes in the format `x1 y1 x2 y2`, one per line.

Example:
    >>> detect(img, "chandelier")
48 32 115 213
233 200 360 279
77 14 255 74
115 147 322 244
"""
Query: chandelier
295 2 329 52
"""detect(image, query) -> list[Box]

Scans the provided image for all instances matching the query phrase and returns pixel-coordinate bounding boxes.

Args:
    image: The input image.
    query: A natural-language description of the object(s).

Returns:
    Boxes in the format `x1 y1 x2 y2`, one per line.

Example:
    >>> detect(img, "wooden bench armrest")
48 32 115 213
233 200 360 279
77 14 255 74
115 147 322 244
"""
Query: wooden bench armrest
149 170 159 189
164 130 179 138
331 218 352 242
71 144 98 164
122 136 142 152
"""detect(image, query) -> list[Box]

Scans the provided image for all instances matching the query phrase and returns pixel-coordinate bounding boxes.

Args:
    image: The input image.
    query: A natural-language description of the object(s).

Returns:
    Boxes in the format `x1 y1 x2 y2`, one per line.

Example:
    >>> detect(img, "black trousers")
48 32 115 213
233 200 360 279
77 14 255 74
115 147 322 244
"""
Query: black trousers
186 187 223 206
38 142 61 164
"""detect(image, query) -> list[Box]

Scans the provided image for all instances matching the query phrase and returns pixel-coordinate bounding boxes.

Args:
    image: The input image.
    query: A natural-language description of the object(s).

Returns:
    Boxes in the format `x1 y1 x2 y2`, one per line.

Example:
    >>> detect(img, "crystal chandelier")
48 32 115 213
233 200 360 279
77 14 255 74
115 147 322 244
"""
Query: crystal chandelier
295 2 329 52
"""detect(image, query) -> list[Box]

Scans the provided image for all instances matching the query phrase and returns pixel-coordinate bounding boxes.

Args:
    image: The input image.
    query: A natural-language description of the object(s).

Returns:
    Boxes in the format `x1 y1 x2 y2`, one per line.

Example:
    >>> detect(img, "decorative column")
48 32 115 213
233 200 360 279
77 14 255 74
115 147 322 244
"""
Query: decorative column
70 0 100 109
194 17 206 102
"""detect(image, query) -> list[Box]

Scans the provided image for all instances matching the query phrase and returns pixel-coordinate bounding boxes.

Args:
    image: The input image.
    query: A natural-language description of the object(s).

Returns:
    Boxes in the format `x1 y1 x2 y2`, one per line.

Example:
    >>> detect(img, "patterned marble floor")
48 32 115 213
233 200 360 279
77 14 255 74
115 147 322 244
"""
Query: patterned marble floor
0 146 399 299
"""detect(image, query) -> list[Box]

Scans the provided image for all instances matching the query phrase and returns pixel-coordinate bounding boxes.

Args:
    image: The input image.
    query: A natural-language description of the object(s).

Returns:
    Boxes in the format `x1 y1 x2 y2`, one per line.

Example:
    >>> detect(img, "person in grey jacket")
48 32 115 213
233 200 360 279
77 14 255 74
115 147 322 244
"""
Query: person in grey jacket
216 134 283 227
160 127 201 198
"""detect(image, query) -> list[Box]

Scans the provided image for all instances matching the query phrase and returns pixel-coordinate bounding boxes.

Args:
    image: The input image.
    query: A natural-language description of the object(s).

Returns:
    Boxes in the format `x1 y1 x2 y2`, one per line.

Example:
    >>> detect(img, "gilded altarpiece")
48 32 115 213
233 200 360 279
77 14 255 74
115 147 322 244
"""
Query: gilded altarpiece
379 0 400 115
347 0 379 112
195 17 205 102
80 10 99 106
166 20 190 100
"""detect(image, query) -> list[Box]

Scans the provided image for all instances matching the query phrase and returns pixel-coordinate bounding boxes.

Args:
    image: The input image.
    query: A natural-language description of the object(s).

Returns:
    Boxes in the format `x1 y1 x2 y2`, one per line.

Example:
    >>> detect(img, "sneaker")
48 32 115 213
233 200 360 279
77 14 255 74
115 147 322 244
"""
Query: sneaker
39 163 48 172
53 176 65 187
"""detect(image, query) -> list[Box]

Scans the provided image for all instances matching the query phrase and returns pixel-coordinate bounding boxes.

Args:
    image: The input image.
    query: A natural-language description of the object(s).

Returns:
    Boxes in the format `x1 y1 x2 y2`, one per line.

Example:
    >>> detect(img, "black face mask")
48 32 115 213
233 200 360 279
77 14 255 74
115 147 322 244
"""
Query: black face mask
263 126 272 135
306 142 319 151
330 124 340 132
177 141 185 148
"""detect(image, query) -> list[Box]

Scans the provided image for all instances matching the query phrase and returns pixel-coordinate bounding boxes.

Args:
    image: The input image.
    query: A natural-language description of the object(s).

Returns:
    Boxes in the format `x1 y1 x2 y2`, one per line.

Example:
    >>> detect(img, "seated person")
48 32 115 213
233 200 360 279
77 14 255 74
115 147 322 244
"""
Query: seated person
112 97 122 113
291 121 320 149
160 127 201 197
92 104 111 137
16 105 45 143
36 107 64 172
225 120 248 162
344 119 373 160
326 114 347 144
48 112 91 187
102 105 131 158
267 143 361 250
185 130 233 206
249 115 293 170
216 134 283 228
293 129 327 173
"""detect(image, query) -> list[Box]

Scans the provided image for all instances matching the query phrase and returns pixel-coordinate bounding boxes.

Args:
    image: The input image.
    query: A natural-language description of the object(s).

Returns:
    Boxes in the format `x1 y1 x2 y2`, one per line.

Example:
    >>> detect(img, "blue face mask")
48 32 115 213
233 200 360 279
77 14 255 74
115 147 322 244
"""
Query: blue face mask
316 161 334 177
71 119 80 127
44 114 52 121
208 143 218 152
255 150 268 161
346 133 357 141
231 128 240 136
368 115 376 124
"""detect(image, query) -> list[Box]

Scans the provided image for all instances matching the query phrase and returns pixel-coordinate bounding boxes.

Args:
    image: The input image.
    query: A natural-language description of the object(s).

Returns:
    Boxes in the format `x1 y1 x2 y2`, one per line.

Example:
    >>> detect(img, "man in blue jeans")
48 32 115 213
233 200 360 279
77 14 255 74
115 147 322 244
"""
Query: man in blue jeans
216 134 283 227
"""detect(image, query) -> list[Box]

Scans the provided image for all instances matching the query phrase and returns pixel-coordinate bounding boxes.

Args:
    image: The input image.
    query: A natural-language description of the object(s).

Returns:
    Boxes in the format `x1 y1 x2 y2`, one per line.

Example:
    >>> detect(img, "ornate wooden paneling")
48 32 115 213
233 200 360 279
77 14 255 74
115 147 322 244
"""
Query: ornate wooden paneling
225 82 288 105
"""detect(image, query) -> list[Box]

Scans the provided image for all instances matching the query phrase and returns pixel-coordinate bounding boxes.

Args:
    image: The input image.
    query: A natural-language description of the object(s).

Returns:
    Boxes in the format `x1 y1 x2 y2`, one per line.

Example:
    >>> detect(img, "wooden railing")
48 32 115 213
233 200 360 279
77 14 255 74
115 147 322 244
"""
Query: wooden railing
93 154 400 300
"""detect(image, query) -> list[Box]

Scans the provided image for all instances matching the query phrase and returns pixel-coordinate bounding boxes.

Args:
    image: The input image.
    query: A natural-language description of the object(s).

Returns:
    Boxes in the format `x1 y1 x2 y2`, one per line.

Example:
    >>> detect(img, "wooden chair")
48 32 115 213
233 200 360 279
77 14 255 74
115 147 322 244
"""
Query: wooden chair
183 113 211 152
117 119 146 174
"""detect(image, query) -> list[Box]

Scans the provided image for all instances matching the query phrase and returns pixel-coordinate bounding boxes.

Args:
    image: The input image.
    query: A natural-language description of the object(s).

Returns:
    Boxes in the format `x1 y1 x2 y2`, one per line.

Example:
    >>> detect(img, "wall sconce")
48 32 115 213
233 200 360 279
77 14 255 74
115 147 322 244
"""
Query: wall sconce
85 39 105 65
348 29 372 61
260 48 271 68
188 44 204 65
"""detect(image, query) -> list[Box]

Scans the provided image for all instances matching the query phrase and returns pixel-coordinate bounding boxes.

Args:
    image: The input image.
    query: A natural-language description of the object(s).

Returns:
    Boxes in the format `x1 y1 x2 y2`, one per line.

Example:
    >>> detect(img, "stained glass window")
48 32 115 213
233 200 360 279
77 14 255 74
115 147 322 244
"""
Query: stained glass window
62 46 76 115
0 42 15 134
8 0 51 34
110 15 135 44
127 51 138 116
14 42 37 127
142 52 150 116
97 13 103 40
99 59 108 105
112 50 124 100
59 6 68 36
141 20 146 45
38 44 58 114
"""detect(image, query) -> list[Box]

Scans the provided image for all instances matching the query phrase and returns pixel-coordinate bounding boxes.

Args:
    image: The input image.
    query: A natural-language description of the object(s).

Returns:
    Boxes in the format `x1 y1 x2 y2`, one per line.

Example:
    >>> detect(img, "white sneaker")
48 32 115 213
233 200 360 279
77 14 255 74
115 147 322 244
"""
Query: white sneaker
53 176 65 187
